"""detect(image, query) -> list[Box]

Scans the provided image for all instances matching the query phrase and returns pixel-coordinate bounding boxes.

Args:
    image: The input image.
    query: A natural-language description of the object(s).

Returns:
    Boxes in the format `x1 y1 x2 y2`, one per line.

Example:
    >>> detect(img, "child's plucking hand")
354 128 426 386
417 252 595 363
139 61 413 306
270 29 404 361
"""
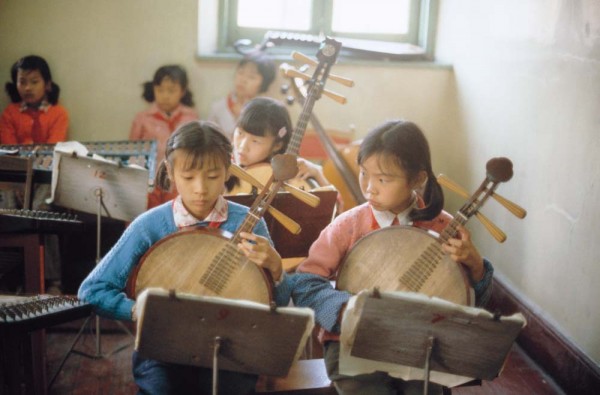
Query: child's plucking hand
237 231 283 282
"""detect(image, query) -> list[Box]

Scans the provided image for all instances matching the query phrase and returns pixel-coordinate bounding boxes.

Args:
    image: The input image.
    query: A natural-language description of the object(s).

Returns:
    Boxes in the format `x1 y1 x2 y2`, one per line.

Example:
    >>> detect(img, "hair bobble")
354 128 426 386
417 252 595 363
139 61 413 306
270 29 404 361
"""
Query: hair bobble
278 127 288 138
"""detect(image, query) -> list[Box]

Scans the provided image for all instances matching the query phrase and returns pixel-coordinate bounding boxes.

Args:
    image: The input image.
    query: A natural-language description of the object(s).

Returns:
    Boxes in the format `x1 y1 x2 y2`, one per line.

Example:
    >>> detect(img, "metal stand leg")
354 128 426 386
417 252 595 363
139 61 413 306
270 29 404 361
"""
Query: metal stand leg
64 189 133 361
47 314 91 389
423 336 435 395
212 336 221 395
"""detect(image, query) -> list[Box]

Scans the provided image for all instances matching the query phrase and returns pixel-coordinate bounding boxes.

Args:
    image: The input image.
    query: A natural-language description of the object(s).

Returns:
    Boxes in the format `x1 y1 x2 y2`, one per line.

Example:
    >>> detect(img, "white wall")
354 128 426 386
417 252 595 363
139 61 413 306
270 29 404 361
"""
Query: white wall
1 0 597 366
436 0 600 364
0 0 453 149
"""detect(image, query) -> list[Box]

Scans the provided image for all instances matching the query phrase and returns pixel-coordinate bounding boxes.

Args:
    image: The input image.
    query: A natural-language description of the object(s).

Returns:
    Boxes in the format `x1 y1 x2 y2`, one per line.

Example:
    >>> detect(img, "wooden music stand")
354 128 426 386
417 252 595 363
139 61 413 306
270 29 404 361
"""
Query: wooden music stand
339 290 526 393
226 189 338 260
50 152 149 358
135 288 314 395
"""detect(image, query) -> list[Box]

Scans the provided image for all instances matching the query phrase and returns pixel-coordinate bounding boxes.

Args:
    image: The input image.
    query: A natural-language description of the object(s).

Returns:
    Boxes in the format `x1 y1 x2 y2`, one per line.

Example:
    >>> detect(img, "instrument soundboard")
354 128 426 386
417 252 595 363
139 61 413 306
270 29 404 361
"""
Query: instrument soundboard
0 208 83 233
0 139 157 184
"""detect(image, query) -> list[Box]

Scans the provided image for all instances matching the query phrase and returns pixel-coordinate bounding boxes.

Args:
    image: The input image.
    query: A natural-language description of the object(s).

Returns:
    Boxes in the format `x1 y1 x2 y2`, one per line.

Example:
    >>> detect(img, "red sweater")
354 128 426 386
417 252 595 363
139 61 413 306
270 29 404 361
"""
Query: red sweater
0 102 69 144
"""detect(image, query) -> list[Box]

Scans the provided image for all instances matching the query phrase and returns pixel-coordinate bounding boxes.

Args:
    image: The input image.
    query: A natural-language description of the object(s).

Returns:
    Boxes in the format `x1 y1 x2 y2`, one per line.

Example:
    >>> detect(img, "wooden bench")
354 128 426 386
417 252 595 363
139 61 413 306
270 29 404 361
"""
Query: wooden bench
255 359 336 394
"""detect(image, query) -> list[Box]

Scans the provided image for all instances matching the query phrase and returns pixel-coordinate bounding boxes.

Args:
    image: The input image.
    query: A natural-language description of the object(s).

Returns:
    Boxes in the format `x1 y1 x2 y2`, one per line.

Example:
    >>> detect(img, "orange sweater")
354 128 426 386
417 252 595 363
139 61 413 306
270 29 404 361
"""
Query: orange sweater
0 102 69 144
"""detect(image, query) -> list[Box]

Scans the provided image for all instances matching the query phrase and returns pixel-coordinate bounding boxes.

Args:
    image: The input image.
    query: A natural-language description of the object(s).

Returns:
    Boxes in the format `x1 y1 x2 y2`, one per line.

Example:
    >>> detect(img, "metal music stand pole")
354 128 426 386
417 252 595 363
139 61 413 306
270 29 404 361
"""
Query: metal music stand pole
49 153 149 361
75 188 133 359
212 336 221 395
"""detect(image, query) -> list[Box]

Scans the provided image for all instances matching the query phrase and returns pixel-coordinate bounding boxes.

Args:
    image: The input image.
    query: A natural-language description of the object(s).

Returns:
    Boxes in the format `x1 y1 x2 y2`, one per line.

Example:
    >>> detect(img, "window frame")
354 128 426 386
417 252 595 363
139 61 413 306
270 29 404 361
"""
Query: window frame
204 0 439 62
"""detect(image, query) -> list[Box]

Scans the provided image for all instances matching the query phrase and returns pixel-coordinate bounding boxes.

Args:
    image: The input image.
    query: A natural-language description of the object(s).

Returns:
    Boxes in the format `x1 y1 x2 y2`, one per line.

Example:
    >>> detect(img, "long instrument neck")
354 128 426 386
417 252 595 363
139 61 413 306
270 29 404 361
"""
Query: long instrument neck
286 89 318 156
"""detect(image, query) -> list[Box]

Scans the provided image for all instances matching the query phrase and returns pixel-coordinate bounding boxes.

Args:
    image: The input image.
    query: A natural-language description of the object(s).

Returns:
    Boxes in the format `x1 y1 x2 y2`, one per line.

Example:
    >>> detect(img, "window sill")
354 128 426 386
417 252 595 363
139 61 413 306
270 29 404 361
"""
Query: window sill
196 50 452 70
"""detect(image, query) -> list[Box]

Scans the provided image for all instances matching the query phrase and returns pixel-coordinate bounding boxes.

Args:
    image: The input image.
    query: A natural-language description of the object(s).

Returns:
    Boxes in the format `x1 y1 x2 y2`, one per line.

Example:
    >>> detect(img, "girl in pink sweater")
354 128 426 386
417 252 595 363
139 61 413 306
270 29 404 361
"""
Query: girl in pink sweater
292 120 494 395
130 65 199 208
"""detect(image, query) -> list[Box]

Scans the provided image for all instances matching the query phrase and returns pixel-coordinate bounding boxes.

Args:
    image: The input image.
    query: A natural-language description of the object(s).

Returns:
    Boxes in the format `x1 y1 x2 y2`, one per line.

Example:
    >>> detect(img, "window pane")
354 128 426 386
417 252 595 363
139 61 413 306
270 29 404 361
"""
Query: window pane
332 0 411 34
237 0 312 30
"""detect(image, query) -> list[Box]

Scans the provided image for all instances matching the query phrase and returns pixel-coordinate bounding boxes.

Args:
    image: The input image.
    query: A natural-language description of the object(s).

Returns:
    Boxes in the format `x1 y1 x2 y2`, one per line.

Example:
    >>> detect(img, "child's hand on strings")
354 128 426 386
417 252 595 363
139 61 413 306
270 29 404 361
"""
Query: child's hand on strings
238 231 283 281
442 225 485 282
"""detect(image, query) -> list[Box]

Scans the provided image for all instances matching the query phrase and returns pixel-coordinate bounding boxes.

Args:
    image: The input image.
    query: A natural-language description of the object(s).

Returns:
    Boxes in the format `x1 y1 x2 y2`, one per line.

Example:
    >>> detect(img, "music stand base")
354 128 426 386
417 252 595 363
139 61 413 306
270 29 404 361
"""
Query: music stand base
47 314 134 391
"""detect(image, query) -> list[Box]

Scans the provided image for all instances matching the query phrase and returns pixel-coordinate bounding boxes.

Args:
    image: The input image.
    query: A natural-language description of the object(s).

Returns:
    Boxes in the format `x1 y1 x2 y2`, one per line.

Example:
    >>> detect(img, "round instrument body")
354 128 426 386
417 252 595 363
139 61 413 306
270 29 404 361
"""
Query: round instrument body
129 227 272 305
336 226 473 306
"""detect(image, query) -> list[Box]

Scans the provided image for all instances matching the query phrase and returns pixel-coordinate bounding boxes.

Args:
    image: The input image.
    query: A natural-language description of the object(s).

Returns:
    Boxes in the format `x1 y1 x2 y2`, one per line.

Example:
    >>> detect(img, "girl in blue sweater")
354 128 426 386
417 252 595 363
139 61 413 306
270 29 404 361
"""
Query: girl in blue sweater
78 120 290 394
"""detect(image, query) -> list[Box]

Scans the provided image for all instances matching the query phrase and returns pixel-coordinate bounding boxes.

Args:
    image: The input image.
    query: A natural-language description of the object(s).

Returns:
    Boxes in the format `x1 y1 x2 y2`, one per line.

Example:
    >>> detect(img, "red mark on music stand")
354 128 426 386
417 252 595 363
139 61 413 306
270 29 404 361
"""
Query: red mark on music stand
217 308 230 320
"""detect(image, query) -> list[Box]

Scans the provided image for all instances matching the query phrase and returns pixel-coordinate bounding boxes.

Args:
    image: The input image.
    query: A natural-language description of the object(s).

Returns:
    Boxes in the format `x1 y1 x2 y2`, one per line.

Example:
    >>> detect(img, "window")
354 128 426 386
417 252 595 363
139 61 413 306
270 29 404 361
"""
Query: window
199 0 438 61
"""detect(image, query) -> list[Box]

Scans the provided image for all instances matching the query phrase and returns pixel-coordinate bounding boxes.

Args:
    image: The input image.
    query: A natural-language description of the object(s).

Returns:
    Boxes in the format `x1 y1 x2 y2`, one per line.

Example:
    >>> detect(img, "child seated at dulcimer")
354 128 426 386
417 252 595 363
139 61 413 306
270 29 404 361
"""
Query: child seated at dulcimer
226 96 331 195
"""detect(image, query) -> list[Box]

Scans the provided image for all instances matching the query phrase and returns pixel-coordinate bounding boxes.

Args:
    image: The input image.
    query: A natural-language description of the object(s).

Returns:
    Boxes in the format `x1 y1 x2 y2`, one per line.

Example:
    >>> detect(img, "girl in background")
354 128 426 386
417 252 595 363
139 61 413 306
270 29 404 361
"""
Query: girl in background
291 120 494 395
130 65 198 163
80 121 290 394
0 55 68 294
130 65 199 207
208 52 276 141
228 97 330 194
0 55 68 144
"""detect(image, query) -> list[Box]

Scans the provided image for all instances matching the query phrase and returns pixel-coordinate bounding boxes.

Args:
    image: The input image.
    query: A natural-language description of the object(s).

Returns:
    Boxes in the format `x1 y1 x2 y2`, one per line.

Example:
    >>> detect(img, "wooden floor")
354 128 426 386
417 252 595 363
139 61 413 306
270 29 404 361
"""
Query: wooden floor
45 319 566 395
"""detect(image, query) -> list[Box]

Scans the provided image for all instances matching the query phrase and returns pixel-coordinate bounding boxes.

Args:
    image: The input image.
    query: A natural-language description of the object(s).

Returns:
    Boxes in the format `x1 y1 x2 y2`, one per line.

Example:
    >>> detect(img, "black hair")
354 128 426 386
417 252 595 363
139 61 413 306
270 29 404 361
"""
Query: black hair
238 52 276 93
5 55 60 104
155 121 232 191
358 120 444 222
237 97 292 156
142 65 194 106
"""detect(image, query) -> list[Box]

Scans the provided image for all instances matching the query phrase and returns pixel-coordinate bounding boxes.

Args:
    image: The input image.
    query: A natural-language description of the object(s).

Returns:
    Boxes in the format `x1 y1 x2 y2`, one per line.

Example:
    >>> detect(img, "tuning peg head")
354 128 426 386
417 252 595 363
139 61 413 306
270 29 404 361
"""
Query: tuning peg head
486 157 513 183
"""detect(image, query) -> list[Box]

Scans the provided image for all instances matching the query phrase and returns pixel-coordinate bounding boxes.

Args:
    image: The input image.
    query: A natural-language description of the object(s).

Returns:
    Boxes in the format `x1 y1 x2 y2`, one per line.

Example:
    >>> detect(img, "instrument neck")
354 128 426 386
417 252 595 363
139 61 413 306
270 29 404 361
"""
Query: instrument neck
287 91 318 156
230 178 283 244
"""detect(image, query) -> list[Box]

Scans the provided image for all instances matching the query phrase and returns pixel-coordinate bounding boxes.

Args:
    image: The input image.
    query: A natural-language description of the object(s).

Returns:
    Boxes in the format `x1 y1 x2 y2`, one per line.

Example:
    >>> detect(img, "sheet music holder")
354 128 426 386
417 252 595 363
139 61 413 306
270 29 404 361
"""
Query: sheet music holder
136 288 314 379
50 151 149 221
49 150 149 359
339 290 526 390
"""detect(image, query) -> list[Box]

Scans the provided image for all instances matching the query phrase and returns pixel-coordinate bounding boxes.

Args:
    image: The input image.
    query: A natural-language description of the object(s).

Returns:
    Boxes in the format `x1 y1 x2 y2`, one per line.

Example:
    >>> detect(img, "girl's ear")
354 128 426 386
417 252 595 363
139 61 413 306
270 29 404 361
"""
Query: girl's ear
272 140 284 155
178 88 187 102
413 170 428 190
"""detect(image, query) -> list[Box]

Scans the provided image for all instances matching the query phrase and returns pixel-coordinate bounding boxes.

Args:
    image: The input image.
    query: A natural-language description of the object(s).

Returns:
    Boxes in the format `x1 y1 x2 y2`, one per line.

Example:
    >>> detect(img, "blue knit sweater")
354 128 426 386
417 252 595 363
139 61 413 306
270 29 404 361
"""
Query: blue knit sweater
78 200 292 320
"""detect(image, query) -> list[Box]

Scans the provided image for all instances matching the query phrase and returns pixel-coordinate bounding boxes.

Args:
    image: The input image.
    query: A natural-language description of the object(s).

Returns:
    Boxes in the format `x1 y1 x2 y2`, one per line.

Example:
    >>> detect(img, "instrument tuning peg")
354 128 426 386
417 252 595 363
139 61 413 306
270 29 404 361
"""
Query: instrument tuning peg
438 174 526 219
437 174 526 243
285 95 295 106
291 51 355 88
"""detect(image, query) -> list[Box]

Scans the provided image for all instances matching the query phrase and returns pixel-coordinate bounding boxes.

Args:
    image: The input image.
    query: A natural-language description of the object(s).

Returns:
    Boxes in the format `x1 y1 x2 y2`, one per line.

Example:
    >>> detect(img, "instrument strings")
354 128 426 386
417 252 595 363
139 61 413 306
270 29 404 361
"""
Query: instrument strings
198 209 265 295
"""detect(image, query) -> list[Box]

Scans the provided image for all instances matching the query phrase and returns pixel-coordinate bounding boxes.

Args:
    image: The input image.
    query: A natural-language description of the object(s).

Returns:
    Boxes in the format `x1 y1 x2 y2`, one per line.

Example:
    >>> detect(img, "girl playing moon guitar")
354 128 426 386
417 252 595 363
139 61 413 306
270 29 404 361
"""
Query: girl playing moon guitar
78 121 291 394
291 120 495 395
227 97 331 194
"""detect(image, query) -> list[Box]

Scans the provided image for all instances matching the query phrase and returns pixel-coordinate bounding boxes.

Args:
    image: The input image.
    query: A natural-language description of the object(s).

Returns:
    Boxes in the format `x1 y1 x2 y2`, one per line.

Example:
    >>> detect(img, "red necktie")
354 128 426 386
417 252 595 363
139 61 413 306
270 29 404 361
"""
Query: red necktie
28 110 42 143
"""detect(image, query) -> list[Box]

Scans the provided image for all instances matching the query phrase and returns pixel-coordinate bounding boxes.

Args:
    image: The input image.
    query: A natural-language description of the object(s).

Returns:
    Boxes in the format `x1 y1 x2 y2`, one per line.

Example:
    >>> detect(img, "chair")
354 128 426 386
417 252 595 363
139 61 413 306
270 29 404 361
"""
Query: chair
0 154 34 210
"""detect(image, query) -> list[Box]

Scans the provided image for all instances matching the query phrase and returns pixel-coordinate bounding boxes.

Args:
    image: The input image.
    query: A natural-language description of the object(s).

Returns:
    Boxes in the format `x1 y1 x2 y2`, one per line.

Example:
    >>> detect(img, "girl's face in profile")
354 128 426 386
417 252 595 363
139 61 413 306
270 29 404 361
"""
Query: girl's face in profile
168 150 229 220
154 77 185 114
233 62 263 100
232 127 282 167
16 69 49 106
359 154 425 214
